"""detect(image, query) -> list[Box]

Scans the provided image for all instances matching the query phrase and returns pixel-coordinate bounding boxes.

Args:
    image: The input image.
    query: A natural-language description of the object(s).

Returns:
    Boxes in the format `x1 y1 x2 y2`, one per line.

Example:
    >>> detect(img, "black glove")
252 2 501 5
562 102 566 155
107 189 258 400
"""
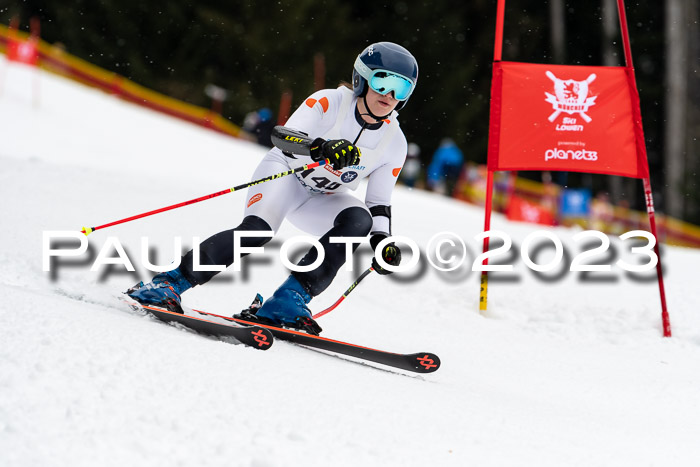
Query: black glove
370 234 402 275
310 138 361 170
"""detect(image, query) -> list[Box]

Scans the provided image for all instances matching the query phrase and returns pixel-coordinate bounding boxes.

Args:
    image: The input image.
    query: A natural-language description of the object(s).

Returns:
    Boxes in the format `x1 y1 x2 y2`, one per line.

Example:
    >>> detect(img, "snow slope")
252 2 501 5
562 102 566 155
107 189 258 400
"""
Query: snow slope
1 56 700 467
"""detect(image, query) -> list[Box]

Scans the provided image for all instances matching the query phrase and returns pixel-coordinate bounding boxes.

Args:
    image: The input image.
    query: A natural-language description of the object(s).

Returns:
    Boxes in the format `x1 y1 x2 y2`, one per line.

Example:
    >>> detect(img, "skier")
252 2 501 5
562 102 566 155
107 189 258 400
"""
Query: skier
127 42 419 335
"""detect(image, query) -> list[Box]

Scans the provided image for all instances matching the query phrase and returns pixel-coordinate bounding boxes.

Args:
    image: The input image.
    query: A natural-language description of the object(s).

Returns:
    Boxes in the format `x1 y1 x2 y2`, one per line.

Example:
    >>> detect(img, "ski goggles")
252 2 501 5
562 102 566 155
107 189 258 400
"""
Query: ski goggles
354 57 415 101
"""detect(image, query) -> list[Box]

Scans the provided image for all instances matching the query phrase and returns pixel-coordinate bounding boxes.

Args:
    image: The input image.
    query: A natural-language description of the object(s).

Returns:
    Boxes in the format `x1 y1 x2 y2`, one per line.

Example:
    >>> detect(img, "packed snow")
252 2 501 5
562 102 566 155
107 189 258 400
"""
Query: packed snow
1 56 699 467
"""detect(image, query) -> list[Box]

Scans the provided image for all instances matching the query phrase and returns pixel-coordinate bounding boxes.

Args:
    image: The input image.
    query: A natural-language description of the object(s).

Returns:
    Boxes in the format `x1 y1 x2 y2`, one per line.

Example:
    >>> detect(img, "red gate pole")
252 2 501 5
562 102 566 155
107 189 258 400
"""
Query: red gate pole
277 90 293 126
30 17 41 108
616 0 671 337
479 0 507 313
493 0 505 63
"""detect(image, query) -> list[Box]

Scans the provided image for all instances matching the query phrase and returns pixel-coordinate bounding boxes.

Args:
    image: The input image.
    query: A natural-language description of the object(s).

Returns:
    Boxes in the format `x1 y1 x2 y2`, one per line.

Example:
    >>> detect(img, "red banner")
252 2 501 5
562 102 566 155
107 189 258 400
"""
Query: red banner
488 61 647 178
506 196 556 225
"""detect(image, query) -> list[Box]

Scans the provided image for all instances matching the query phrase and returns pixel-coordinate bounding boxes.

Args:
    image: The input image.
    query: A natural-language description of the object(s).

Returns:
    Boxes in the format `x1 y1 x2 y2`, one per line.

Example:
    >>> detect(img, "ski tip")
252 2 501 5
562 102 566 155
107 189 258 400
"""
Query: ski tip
411 352 441 373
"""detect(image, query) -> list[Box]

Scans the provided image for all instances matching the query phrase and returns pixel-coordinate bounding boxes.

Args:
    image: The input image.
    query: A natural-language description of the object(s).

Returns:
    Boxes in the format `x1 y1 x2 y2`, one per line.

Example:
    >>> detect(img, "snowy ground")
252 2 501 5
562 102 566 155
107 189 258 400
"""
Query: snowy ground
1 56 700 467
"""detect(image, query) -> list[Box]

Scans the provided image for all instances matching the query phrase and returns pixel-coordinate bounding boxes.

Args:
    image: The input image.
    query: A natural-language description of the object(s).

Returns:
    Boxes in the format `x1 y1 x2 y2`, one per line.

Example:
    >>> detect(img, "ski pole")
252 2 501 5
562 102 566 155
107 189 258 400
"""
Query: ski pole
80 160 326 236
312 267 374 319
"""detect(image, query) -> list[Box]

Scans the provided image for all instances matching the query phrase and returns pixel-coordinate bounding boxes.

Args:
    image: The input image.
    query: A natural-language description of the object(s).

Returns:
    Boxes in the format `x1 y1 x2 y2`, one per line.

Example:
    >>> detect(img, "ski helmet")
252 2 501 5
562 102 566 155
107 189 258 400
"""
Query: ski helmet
352 42 418 111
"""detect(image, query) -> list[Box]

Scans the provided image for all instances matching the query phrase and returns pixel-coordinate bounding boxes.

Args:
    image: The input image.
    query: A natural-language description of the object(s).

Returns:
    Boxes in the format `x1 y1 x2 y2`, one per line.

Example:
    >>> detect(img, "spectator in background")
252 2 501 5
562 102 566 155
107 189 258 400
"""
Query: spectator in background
427 138 464 196
400 142 421 188
243 107 275 147
590 191 615 232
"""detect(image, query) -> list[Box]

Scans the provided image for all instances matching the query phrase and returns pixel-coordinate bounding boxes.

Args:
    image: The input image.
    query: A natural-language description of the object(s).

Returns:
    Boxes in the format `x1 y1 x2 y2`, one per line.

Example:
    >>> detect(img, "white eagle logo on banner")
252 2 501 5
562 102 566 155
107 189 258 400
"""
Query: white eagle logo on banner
544 71 597 123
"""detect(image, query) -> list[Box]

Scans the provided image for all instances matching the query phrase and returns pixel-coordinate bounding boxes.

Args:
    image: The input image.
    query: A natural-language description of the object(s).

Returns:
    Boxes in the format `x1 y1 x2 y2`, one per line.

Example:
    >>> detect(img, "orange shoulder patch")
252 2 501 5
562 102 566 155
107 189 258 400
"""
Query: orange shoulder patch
392 167 402 177
318 97 329 113
305 96 330 113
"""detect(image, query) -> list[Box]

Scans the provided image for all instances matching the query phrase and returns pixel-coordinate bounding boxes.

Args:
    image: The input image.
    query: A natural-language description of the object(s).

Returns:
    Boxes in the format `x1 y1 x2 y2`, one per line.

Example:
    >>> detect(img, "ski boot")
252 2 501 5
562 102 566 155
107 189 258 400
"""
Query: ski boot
125 268 192 313
235 275 322 335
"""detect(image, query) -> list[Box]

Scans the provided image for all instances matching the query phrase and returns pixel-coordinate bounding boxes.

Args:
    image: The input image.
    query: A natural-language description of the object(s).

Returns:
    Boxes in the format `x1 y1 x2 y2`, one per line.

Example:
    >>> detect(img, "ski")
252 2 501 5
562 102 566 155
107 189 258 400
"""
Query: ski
191 307 441 374
120 297 273 350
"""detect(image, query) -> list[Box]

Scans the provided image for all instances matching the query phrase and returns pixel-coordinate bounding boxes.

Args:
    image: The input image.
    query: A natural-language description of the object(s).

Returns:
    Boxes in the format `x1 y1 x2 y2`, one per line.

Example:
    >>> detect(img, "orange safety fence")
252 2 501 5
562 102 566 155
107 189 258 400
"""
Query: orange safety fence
453 162 700 248
0 24 242 138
